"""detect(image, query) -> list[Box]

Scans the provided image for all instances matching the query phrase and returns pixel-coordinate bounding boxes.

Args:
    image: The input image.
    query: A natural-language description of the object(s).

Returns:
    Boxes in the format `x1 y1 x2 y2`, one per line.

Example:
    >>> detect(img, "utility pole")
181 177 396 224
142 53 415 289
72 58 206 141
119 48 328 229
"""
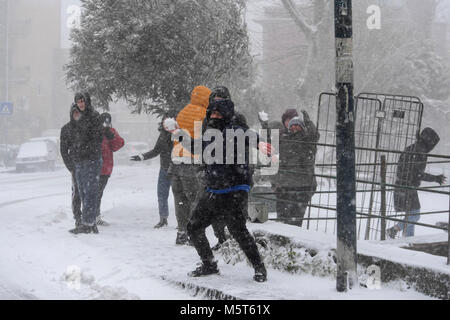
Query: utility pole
4 0 9 164
334 0 358 292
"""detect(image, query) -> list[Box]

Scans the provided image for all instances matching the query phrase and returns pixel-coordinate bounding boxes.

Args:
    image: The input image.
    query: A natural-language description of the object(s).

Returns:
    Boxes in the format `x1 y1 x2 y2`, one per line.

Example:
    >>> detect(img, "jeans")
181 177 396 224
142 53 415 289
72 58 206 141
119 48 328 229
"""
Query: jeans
157 168 171 219
74 158 102 226
396 209 421 237
71 172 82 224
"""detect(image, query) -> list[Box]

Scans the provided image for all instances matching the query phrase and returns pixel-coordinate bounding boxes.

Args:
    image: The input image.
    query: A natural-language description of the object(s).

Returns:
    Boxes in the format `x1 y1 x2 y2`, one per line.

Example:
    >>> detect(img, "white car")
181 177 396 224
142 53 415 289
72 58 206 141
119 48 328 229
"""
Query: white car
15 140 58 172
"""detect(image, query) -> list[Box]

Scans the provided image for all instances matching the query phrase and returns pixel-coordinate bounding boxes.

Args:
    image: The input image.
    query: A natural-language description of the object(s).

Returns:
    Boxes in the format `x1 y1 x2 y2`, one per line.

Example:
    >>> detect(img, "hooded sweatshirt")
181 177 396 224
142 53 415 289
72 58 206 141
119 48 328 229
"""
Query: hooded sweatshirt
394 127 440 211
71 93 103 162
60 104 79 172
201 99 255 192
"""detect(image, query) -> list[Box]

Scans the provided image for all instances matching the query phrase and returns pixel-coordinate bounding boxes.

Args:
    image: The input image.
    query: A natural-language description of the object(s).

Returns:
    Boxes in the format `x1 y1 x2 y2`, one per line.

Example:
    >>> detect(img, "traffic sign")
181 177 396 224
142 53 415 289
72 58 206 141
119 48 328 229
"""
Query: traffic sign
0 102 13 115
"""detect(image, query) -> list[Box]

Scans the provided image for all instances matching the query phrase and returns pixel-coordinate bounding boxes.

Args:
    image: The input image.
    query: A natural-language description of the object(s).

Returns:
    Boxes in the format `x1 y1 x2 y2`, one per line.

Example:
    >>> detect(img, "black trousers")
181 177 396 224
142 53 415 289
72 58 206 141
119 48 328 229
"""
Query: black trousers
97 175 110 217
275 186 311 227
187 191 263 268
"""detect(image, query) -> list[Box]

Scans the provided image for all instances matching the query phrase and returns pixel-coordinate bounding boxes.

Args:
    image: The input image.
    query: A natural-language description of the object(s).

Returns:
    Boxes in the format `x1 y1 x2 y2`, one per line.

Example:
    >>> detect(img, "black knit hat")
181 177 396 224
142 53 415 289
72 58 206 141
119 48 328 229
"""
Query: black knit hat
282 109 299 127
209 86 231 104
100 113 112 126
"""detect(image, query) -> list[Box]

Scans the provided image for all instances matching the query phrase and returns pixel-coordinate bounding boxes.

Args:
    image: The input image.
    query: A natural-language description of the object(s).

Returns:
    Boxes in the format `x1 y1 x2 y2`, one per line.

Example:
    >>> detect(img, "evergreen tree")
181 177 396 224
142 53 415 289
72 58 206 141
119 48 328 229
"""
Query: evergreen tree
65 0 253 116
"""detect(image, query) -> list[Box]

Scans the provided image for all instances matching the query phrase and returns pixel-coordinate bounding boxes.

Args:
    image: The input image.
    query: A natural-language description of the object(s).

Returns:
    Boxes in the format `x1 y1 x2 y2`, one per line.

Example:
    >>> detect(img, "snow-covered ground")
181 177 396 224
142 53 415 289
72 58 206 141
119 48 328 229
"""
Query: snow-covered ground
0 163 443 300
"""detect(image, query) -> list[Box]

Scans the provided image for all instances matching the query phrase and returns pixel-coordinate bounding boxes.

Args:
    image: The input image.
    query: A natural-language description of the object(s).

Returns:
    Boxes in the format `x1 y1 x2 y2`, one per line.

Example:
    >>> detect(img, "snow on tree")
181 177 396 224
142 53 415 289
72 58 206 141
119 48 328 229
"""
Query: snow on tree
65 0 253 116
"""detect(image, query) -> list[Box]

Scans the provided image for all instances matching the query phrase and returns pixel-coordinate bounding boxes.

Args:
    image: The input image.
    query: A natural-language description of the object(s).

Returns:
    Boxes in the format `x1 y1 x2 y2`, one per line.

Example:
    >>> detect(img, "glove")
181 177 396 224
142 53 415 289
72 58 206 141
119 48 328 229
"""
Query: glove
258 142 272 157
130 155 144 161
105 128 115 140
301 110 311 122
435 174 447 185
258 111 269 122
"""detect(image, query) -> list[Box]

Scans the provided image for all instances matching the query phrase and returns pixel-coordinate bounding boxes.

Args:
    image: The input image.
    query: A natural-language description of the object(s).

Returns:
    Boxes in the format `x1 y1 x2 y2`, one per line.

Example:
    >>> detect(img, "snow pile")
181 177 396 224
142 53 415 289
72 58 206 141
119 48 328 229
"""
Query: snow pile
61 267 140 300
216 234 338 279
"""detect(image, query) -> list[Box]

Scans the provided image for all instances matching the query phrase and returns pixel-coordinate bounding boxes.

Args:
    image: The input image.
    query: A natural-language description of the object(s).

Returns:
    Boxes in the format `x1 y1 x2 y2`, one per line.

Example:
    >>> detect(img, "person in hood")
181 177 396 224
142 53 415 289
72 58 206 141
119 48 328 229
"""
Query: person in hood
67 92 104 234
169 85 212 245
186 98 269 283
199 86 249 251
388 128 446 238
131 114 176 229
274 112 320 227
60 103 83 228
95 112 125 226
258 108 319 227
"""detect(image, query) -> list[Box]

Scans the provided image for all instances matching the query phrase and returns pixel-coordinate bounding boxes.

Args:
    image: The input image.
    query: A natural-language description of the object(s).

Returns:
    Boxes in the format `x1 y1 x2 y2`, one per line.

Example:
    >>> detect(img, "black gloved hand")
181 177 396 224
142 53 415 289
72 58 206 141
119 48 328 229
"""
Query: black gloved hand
104 128 115 140
301 110 311 122
130 155 144 161
435 174 447 185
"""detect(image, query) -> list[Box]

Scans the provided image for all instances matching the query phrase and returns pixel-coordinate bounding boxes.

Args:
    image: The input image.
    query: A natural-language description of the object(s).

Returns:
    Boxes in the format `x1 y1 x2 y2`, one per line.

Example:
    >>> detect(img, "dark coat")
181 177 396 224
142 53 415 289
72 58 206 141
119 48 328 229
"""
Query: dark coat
200 100 256 190
276 116 319 198
60 104 78 172
71 103 103 162
142 127 173 170
394 128 440 212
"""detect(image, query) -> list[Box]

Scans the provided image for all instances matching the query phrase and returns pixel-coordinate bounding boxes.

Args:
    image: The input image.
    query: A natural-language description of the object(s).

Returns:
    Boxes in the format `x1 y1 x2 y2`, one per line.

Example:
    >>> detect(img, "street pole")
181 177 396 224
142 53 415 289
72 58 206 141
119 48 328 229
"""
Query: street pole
334 0 358 292
4 0 9 165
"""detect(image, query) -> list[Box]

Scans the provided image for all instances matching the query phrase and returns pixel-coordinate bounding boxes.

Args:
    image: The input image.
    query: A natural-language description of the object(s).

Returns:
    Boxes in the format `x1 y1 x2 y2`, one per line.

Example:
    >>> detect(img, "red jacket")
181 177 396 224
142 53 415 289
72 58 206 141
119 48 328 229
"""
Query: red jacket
101 128 125 176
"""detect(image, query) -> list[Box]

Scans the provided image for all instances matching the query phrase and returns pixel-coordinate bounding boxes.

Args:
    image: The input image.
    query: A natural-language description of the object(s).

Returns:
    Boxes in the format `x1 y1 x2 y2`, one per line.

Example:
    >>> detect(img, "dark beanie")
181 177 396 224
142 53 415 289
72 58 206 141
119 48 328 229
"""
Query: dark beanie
282 109 299 127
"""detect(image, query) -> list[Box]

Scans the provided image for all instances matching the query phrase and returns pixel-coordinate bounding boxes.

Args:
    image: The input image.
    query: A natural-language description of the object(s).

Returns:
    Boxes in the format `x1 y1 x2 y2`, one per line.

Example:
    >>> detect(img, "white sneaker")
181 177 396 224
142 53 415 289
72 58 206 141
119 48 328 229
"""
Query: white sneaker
96 216 110 226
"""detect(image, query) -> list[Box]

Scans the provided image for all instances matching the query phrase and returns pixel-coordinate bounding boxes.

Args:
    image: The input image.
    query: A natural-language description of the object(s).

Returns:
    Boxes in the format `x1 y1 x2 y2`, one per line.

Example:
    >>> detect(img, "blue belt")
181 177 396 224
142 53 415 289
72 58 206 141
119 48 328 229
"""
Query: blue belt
207 185 251 194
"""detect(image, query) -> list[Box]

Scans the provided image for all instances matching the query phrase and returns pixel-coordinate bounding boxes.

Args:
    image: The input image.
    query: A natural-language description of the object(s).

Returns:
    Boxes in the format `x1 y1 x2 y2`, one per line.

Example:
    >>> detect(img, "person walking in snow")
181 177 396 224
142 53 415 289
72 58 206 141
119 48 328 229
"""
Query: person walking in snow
130 115 176 229
387 128 446 238
95 112 125 226
168 85 211 245
66 92 104 234
185 98 271 282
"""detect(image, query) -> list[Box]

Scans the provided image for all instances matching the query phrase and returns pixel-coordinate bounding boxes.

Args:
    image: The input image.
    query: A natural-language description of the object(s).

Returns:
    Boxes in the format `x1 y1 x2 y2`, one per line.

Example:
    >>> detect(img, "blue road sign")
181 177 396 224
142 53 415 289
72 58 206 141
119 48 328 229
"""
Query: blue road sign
0 102 13 115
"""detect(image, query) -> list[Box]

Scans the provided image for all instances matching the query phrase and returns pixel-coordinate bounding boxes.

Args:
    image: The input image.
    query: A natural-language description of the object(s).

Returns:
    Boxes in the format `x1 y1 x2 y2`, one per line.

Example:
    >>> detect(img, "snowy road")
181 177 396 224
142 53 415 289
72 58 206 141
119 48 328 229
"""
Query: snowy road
0 164 436 300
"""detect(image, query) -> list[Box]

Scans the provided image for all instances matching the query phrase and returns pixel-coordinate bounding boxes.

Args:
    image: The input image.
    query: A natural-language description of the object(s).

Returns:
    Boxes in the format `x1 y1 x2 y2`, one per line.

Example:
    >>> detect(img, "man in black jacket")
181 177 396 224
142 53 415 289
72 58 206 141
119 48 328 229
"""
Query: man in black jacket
388 128 446 238
60 103 83 228
65 92 103 234
131 115 175 228
186 99 268 283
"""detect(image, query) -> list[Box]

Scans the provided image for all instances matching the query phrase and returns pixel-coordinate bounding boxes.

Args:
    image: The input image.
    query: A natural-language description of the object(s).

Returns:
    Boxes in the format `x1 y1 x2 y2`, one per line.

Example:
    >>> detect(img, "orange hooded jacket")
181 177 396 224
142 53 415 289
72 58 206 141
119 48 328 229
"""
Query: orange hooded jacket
173 86 211 159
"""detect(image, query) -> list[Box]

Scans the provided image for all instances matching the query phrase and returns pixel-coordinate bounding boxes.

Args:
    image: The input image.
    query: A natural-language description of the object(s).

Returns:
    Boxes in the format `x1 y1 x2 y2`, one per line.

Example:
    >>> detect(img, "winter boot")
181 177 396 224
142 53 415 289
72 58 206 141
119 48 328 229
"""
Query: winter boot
253 263 267 283
74 217 82 228
96 215 110 227
387 226 399 239
175 231 189 245
69 224 99 235
154 218 168 229
188 261 220 277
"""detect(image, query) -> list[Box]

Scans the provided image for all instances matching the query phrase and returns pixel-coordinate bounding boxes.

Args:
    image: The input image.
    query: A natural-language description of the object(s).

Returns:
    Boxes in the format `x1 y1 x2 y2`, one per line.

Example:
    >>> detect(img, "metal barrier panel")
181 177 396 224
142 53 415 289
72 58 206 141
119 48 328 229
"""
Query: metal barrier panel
310 92 424 240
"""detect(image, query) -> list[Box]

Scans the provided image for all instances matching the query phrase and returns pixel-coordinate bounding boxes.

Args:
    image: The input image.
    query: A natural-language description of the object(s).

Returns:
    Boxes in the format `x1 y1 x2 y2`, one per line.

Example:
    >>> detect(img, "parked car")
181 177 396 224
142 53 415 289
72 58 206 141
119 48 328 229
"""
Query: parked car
15 140 58 172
